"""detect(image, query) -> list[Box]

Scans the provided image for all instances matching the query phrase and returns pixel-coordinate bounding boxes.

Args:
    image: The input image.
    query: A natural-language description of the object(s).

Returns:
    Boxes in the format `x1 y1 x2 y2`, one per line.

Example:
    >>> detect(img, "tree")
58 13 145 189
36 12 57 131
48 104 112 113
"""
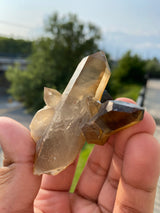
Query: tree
107 51 146 99
0 37 32 56
112 51 145 84
145 57 160 78
6 13 102 112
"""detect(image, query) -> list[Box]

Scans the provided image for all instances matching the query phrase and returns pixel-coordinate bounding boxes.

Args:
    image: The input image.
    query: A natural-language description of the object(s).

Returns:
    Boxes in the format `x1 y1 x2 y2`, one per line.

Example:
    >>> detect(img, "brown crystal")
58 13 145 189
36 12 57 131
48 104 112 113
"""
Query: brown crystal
81 100 144 145
30 51 111 175
30 51 144 176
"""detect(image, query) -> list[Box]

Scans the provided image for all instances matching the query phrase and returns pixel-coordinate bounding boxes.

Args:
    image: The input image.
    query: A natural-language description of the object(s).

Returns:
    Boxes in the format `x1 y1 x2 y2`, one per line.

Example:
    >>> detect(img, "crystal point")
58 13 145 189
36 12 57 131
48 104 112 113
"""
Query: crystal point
44 87 61 107
30 51 111 175
30 51 144 176
82 100 144 145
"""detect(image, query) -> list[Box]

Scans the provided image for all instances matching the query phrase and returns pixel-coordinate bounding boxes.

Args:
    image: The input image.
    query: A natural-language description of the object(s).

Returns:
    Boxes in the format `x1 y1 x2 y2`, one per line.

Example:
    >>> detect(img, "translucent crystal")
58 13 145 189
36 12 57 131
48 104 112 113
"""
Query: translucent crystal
30 51 144 176
30 87 61 142
81 100 144 145
30 51 111 175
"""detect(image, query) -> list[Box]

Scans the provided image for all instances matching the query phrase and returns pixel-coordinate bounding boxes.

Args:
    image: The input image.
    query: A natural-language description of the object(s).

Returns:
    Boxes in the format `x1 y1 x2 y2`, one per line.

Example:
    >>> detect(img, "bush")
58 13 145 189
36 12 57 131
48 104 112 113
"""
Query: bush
107 51 146 100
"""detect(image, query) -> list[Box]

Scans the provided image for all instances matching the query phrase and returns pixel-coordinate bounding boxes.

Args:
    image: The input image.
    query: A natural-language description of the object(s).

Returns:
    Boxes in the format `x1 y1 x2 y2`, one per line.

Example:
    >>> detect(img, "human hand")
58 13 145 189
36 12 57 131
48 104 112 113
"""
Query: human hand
0 98 160 213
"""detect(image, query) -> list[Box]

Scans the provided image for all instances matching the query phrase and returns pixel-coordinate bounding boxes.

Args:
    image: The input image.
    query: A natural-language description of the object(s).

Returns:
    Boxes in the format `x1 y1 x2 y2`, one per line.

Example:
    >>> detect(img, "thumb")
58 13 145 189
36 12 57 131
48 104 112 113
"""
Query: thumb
0 117 41 213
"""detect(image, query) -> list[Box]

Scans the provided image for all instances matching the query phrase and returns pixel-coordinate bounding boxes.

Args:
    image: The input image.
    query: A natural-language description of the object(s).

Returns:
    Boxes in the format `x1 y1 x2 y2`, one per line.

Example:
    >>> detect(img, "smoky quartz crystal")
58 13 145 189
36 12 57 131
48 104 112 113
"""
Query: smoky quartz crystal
30 51 144 175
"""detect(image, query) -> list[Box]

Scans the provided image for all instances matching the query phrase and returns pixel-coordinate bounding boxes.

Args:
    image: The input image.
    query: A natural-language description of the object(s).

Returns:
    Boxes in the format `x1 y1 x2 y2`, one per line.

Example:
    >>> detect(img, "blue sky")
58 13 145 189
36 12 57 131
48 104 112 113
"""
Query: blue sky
0 0 160 59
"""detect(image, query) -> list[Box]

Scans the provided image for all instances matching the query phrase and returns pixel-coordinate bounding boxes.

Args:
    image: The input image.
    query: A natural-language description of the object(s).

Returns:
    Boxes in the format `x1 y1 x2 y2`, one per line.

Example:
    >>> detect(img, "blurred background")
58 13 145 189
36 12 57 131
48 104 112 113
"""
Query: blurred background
0 1 160 211
0 0 160 114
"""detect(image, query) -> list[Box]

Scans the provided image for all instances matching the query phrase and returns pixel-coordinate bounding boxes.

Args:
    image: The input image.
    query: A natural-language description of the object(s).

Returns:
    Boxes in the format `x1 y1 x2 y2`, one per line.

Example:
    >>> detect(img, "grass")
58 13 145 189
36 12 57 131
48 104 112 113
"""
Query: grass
114 84 142 101
70 143 94 192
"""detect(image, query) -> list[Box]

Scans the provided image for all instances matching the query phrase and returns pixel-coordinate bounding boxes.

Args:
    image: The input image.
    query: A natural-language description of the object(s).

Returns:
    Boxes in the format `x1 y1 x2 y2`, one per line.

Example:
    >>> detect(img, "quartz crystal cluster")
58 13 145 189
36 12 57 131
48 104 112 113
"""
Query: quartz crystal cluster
30 51 144 175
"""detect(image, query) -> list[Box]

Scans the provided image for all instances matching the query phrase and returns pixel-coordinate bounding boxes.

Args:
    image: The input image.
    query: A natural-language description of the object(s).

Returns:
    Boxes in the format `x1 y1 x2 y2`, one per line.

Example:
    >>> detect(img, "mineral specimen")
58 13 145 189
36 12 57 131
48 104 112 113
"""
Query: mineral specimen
82 100 144 145
30 51 144 175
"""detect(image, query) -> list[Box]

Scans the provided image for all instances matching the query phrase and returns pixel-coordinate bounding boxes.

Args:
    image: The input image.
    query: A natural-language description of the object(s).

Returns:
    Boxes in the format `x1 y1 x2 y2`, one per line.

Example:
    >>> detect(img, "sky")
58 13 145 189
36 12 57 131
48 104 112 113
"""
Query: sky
0 0 160 59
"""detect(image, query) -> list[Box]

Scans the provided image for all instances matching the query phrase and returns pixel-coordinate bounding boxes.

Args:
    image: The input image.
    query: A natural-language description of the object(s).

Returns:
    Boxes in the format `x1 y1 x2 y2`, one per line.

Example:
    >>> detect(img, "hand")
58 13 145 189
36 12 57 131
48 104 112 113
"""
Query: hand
0 98 160 213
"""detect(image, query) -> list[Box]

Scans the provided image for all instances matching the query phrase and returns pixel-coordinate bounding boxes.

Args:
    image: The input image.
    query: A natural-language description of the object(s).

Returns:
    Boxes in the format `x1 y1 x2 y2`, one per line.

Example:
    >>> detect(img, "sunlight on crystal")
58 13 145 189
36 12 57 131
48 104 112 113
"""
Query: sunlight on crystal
30 51 144 175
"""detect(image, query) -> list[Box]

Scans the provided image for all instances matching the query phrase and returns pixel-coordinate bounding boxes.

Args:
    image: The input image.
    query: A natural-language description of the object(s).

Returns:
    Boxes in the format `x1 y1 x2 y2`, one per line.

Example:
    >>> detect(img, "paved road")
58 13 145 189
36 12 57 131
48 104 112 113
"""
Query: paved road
0 95 32 128
144 79 160 213
144 79 160 140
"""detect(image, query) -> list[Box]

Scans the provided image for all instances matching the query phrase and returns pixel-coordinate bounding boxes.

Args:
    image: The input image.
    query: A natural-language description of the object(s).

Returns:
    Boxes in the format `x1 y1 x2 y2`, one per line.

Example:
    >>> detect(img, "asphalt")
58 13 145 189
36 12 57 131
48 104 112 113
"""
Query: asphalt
144 79 160 213
0 80 160 212
144 79 160 140
0 95 32 128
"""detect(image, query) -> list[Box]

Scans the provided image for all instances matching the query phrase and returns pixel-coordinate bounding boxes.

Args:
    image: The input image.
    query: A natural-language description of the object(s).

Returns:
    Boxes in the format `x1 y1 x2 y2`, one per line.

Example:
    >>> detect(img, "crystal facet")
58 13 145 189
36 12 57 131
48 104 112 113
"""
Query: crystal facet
82 100 144 145
30 51 144 176
30 51 111 175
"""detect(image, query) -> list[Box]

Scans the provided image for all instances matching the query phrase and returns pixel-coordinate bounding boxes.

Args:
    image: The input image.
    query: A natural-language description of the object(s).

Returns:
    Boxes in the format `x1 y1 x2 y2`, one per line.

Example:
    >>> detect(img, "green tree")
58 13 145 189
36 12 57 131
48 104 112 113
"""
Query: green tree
107 51 146 100
145 57 160 78
0 37 32 56
6 13 102 112
112 51 145 83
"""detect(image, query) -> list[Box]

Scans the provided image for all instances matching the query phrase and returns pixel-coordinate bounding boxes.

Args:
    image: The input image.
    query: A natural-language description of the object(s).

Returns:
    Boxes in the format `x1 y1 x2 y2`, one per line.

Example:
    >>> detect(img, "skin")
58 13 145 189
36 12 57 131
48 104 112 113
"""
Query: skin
0 98 160 213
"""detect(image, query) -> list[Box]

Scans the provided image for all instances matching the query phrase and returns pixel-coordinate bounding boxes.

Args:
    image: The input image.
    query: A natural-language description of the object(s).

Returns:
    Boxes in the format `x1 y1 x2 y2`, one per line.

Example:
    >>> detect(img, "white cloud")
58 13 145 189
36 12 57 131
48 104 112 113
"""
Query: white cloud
101 30 160 59
135 42 160 49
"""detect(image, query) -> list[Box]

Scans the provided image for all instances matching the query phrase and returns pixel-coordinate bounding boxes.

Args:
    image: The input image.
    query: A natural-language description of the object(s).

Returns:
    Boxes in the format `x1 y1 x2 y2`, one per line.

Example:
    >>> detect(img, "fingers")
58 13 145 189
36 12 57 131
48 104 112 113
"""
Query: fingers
113 133 160 213
35 158 78 212
40 157 78 191
98 107 156 212
75 96 156 211
75 137 114 201
35 189 71 213
76 98 155 202
74 98 136 201
0 117 41 212
0 117 35 165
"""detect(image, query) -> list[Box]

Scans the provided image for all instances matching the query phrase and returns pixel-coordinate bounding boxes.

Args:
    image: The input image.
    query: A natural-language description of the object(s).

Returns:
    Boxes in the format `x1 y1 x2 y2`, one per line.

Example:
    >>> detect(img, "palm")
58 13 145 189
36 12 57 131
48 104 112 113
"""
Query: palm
35 190 101 213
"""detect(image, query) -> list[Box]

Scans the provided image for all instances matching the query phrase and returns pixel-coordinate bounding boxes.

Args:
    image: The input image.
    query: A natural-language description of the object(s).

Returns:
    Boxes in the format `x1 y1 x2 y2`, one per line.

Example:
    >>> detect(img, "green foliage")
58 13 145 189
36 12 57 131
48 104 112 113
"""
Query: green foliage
42 13 101 90
145 58 160 78
70 143 94 192
5 64 44 111
6 12 102 112
112 51 145 84
5 13 152 111
111 84 142 101
0 36 32 56
107 51 146 100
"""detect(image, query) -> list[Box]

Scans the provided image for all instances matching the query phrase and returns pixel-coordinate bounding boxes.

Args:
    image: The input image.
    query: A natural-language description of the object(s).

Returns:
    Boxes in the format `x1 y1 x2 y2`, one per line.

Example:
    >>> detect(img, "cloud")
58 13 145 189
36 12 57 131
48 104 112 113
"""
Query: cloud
102 30 160 59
